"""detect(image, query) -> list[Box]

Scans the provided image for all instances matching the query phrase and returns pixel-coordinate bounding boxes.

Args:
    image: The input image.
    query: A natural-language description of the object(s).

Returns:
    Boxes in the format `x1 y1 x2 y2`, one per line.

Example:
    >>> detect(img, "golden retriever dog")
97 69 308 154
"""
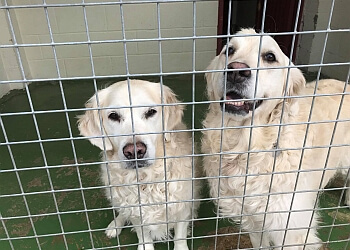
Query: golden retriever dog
202 28 350 249
78 80 199 250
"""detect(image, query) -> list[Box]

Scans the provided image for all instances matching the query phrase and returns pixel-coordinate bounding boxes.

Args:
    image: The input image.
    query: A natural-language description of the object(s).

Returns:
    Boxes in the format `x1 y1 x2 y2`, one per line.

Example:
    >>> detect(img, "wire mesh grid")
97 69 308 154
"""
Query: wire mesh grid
0 0 349 249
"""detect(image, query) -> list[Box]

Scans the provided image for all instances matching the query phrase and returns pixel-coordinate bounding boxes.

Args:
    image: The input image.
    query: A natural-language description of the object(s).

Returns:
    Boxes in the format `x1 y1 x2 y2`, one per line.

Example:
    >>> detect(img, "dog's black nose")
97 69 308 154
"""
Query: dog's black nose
123 142 147 160
227 62 251 83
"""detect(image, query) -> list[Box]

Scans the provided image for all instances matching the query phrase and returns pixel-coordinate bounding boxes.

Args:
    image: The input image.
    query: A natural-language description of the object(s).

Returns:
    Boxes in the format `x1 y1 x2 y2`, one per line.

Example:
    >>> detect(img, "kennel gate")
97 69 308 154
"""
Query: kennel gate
0 0 349 249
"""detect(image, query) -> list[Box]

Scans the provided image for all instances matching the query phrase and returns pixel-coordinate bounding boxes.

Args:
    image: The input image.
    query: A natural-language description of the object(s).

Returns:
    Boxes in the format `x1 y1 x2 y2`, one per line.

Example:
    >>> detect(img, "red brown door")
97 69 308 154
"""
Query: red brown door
217 0 305 61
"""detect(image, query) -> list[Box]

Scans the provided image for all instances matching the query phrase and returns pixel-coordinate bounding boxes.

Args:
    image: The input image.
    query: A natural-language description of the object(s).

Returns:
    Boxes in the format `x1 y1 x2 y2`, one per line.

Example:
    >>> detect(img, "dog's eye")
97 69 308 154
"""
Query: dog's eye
108 112 121 122
264 52 276 62
144 108 157 119
224 46 235 56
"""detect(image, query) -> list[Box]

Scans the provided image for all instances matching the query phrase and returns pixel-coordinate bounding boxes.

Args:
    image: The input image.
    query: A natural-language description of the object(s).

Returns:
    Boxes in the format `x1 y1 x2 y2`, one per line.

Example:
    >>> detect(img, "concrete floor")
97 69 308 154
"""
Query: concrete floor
0 74 349 249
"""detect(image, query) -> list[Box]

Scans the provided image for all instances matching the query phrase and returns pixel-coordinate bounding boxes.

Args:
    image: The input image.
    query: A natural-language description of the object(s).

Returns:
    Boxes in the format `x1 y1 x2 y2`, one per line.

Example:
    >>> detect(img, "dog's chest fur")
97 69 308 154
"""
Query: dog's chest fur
101 158 194 220
201 107 307 221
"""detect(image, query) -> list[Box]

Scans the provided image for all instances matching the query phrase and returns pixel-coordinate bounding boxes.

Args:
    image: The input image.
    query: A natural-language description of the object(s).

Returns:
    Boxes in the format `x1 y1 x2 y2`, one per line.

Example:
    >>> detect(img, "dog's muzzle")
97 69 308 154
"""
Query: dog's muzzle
221 62 263 115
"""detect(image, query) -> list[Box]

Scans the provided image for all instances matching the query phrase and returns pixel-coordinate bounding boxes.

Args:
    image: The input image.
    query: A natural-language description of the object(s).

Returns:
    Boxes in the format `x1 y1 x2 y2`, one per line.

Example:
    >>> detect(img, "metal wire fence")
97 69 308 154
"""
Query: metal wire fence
0 0 349 249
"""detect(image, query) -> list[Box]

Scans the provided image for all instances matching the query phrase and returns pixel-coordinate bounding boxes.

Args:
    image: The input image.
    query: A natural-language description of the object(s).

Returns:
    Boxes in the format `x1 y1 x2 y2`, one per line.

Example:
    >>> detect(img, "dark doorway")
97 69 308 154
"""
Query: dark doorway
217 0 305 61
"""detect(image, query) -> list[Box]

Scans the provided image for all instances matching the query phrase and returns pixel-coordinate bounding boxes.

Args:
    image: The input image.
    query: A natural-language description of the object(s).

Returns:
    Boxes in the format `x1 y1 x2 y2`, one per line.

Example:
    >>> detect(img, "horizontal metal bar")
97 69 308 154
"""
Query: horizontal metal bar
1 140 349 174
1 176 348 205
1 29 349 50
1 205 348 236
0 0 215 10
6 99 224 116
1 90 350 117
0 216 347 245
1 62 349 85
1 114 350 146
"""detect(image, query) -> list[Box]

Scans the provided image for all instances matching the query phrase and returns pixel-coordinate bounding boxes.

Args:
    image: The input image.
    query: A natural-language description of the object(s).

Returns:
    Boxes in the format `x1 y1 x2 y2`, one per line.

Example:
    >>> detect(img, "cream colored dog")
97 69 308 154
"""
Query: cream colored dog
78 80 199 250
202 28 350 249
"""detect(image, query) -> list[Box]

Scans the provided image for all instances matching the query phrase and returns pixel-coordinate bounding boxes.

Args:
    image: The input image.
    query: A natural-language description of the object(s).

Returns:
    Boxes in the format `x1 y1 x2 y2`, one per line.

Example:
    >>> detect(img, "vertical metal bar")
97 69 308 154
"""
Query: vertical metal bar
40 1 76 248
323 66 350 248
191 1 196 249
81 1 123 248
0 116 41 249
302 81 346 248
214 1 232 249
0 207 15 249
119 1 147 249
281 0 336 249
259 0 303 248
3 1 43 248
343 233 350 250
156 2 170 249
45 0 102 248
236 0 267 248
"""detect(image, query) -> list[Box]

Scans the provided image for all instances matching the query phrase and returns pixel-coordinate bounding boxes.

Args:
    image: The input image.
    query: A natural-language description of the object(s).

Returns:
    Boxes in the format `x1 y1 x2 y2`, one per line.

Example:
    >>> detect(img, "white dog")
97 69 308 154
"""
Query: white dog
78 80 199 250
202 28 350 249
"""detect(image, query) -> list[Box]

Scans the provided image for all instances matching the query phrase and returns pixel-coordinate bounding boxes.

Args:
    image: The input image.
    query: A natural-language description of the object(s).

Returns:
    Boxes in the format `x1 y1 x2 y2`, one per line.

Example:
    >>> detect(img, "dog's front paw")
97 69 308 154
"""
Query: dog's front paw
105 227 120 238
137 244 154 250
105 219 123 238
174 245 189 250
345 189 350 207
174 242 189 250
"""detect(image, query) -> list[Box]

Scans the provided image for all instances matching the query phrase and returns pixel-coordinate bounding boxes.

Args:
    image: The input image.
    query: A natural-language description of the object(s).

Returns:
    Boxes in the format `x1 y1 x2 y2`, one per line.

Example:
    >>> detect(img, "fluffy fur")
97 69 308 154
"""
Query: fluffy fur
78 80 199 250
202 28 350 249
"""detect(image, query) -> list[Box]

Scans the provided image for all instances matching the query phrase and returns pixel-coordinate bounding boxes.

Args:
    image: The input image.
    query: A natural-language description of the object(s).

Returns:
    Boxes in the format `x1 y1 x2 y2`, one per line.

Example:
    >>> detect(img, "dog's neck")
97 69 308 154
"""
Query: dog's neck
205 101 298 152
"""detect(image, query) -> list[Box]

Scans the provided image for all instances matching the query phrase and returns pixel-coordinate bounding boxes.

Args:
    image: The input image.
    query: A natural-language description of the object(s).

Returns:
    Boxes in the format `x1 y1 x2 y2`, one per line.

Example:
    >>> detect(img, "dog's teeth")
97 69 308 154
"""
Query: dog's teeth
227 101 244 106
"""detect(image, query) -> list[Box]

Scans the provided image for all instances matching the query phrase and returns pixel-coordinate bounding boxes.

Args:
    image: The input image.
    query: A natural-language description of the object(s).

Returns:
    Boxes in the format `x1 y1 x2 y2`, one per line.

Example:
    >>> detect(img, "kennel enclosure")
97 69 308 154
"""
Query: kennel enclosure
1 0 350 249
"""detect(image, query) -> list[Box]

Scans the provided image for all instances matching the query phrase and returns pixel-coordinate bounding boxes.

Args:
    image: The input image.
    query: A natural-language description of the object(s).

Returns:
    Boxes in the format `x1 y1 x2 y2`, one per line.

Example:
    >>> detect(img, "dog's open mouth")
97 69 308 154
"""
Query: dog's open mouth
220 91 263 115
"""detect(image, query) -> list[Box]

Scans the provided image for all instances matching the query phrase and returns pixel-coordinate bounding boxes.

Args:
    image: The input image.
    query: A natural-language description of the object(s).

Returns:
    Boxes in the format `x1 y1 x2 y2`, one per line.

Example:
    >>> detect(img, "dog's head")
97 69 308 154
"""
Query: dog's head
78 80 183 169
206 28 305 121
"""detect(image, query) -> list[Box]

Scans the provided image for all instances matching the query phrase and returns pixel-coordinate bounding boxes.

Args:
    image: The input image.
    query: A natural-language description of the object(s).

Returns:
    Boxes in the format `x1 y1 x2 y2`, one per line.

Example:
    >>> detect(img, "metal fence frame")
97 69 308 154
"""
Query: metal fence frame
0 0 349 249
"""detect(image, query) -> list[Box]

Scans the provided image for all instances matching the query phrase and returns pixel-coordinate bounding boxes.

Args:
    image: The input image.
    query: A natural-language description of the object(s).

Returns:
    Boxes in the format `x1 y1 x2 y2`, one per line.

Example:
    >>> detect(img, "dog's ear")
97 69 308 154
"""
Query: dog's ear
162 85 184 141
205 55 222 101
77 89 113 151
285 65 306 102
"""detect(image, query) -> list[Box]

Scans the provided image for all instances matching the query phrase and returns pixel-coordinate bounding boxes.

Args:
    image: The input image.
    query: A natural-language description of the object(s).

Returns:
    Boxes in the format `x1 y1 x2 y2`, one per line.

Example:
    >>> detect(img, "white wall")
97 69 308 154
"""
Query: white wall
1 0 349 99
0 5 25 97
297 0 349 80
0 0 218 97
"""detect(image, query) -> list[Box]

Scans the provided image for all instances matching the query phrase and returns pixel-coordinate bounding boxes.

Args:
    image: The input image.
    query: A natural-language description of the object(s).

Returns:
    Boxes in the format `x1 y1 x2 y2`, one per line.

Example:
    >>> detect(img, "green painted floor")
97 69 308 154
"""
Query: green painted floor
0 74 349 249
